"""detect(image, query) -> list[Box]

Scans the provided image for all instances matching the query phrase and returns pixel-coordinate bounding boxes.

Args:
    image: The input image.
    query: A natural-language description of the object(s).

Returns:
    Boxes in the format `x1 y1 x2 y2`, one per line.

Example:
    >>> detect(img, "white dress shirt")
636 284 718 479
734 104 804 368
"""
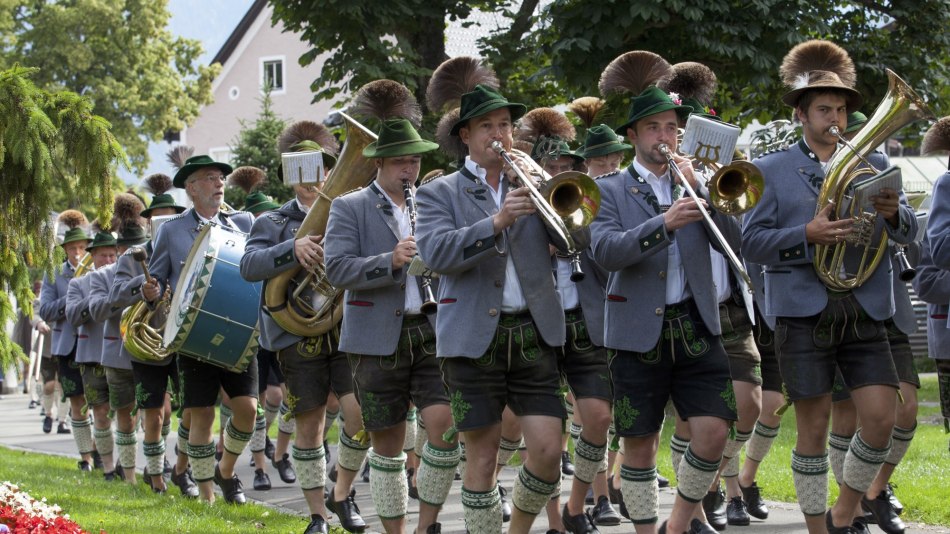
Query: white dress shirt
375 181 423 315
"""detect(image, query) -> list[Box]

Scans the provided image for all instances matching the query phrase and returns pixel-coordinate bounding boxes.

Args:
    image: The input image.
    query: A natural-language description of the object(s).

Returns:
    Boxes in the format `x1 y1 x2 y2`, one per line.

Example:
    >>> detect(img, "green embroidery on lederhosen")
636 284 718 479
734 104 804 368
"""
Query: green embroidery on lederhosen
84 383 100 405
297 336 324 358
449 390 471 429
720 380 737 413
284 391 300 416
60 375 77 399
516 321 540 362
614 396 640 432
133 383 149 415
680 316 710 357
360 391 390 428
95 365 106 378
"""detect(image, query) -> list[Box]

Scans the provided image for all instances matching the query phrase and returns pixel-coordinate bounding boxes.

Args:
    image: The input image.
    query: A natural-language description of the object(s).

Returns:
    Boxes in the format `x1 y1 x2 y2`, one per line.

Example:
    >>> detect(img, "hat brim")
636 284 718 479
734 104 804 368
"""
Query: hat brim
61 235 92 246
140 203 186 218
362 140 440 159
582 142 633 159
782 85 864 112
244 200 281 214
451 102 528 136
172 161 233 188
614 103 693 135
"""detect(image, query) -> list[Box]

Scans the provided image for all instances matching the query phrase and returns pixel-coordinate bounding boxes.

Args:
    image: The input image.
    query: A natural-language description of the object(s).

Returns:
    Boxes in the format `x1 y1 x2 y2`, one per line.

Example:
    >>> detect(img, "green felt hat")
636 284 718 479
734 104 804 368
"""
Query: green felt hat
140 193 186 218
451 84 528 136
362 119 439 158
172 155 233 188
242 191 280 214
87 231 117 250
116 224 148 247
579 124 632 159
61 227 92 247
682 97 722 122
845 111 868 134
614 86 693 135
531 137 585 164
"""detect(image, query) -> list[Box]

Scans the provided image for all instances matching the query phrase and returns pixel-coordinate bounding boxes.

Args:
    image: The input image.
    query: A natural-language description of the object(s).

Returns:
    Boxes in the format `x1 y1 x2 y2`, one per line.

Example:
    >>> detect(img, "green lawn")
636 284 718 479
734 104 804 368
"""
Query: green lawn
655 374 950 527
0 446 313 534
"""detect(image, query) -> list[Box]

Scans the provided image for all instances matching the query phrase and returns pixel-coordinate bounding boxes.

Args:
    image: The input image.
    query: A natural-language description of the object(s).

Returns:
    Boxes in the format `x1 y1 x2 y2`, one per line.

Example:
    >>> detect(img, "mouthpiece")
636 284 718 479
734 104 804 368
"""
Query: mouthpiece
657 143 672 156
828 126 842 136
490 141 505 153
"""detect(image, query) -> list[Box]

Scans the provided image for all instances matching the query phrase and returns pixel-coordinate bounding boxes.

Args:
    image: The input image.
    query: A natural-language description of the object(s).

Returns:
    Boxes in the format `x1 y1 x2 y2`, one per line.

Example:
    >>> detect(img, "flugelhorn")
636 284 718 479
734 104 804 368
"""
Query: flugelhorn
815 69 935 290
402 181 438 314
120 246 172 361
489 141 600 281
658 143 754 292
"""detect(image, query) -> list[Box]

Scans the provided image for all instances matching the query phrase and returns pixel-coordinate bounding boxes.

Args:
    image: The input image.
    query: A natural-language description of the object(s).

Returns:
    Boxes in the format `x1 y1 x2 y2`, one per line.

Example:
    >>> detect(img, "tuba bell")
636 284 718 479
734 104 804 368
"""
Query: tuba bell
707 160 765 216
263 113 378 337
814 69 935 290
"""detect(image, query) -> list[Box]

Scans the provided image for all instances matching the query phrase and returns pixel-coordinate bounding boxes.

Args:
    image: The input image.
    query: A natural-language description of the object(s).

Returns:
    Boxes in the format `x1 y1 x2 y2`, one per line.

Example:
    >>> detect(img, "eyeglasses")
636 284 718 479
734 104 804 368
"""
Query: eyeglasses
193 173 226 184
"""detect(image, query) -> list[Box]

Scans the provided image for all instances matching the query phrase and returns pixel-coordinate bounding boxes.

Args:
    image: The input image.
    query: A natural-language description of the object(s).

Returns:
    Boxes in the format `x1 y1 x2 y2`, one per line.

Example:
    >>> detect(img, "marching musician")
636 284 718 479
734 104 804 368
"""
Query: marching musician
66 225 118 480
110 173 194 496
326 82 459 534
143 155 257 504
742 40 916 533
568 97 632 178
40 211 96 468
240 122 366 534
88 193 149 484
416 57 569 533
590 50 739 534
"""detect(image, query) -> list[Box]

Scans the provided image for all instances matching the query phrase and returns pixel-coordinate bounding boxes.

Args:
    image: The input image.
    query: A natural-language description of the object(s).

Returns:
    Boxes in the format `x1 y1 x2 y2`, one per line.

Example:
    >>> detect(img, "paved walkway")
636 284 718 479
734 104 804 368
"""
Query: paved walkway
0 392 946 534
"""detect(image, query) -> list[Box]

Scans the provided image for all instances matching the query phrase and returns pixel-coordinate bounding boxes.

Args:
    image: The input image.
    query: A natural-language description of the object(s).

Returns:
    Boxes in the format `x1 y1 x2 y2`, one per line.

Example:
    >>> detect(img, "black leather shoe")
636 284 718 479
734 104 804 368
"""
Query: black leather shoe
657 473 670 488
170 466 199 498
424 523 442 534
253 468 272 490
826 510 858 534
57 421 70 434
264 436 275 460
562 450 575 476
360 461 370 483
91 450 104 470
78 460 92 472
273 453 297 483
739 481 768 520
607 476 629 519
498 485 512 522
562 503 600 533
144 469 167 494
407 467 418 499
690 519 719 533
214 464 246 504
590 495 622 527
304 514 329 534
726 496 750 526
862 491 906 534
886 483 904 516
104 470 117 481
43 416 53 434
326 487 366 532
852 515 870 533
29 400 38 409
702 487 727 531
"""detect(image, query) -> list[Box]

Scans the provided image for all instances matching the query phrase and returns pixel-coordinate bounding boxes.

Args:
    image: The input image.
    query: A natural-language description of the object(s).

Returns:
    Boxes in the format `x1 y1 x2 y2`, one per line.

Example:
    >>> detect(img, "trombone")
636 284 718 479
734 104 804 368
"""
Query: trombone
658 143 753 292
489 141 600 281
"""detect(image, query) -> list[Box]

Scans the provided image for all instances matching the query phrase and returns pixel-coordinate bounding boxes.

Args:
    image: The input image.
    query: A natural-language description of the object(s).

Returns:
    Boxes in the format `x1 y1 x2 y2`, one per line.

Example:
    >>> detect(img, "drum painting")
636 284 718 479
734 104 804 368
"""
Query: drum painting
163 224 261 372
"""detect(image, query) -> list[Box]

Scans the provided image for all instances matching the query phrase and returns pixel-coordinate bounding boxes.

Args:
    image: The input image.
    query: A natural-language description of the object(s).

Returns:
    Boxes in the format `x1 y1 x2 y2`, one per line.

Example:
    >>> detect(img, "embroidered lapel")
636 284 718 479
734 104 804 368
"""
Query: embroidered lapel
795 139 826 193
369 183 402 241
623 165 662 216
459 166 498 217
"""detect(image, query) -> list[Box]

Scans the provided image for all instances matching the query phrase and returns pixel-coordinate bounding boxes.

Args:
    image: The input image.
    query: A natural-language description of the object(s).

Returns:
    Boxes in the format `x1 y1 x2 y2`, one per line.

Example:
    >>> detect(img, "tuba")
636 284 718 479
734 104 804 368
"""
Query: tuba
814 69 935 290
72 252 94 277
263 113 378 337
120 247 172 361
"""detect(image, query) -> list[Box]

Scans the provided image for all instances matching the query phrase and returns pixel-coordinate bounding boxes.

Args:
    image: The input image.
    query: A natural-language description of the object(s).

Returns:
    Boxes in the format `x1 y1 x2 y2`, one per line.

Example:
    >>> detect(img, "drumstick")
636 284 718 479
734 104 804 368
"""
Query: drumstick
130 246 155 284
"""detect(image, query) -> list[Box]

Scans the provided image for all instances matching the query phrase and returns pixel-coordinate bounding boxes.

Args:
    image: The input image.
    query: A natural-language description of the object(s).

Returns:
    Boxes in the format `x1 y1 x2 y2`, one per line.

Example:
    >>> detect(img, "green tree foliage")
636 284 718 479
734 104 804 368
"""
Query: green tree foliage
0 65 124 369
224 88 292 208
0 0 219 173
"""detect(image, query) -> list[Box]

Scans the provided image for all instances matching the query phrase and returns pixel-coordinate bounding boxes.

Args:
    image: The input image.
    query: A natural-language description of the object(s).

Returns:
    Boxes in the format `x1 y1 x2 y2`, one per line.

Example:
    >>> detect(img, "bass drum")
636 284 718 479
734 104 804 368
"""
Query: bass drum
163 224 261 372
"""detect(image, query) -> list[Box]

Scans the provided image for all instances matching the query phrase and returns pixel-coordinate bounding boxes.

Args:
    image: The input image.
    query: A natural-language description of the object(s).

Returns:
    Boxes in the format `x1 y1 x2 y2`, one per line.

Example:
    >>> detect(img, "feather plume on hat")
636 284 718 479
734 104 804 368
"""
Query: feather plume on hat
659 62 718 105
113 193 146 230
351 79 422 126
923 117 950 155
436 108 468 161
90 218 106 234
568 97 606 129
426 56 499 113
599 51 673 97
278 121 340 156
780 40 856 90
228 166 268 194
57 209 87 230
517 108 577 144
143 173 174 196
166 146 195 171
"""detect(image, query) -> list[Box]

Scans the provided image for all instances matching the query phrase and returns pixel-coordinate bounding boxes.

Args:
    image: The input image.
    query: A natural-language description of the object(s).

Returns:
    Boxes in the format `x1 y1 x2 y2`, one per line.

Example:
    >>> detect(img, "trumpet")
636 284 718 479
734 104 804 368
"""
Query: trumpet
402 181 438 314
489 141 600 281
658 143 753 292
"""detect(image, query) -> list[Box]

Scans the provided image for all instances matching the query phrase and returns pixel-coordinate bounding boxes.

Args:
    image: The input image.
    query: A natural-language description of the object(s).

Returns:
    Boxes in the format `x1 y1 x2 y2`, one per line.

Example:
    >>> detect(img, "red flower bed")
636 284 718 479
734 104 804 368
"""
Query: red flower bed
0 482 93 534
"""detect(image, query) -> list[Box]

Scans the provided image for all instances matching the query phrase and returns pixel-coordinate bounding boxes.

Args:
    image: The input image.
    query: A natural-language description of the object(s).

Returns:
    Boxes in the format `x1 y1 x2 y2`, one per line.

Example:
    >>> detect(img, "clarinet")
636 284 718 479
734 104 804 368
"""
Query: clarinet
402 181 438 314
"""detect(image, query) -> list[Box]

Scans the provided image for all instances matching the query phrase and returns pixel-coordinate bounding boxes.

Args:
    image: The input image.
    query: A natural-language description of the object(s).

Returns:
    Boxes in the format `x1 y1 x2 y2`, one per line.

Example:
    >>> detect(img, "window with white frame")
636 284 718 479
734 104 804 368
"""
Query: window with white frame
261 56 286 93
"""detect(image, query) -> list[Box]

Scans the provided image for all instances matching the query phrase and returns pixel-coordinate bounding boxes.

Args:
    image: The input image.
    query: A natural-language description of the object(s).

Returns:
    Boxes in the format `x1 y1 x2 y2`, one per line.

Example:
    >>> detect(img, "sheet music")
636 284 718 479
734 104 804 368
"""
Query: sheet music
848 165 903 215
680 115 741 166
281 151 326 186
